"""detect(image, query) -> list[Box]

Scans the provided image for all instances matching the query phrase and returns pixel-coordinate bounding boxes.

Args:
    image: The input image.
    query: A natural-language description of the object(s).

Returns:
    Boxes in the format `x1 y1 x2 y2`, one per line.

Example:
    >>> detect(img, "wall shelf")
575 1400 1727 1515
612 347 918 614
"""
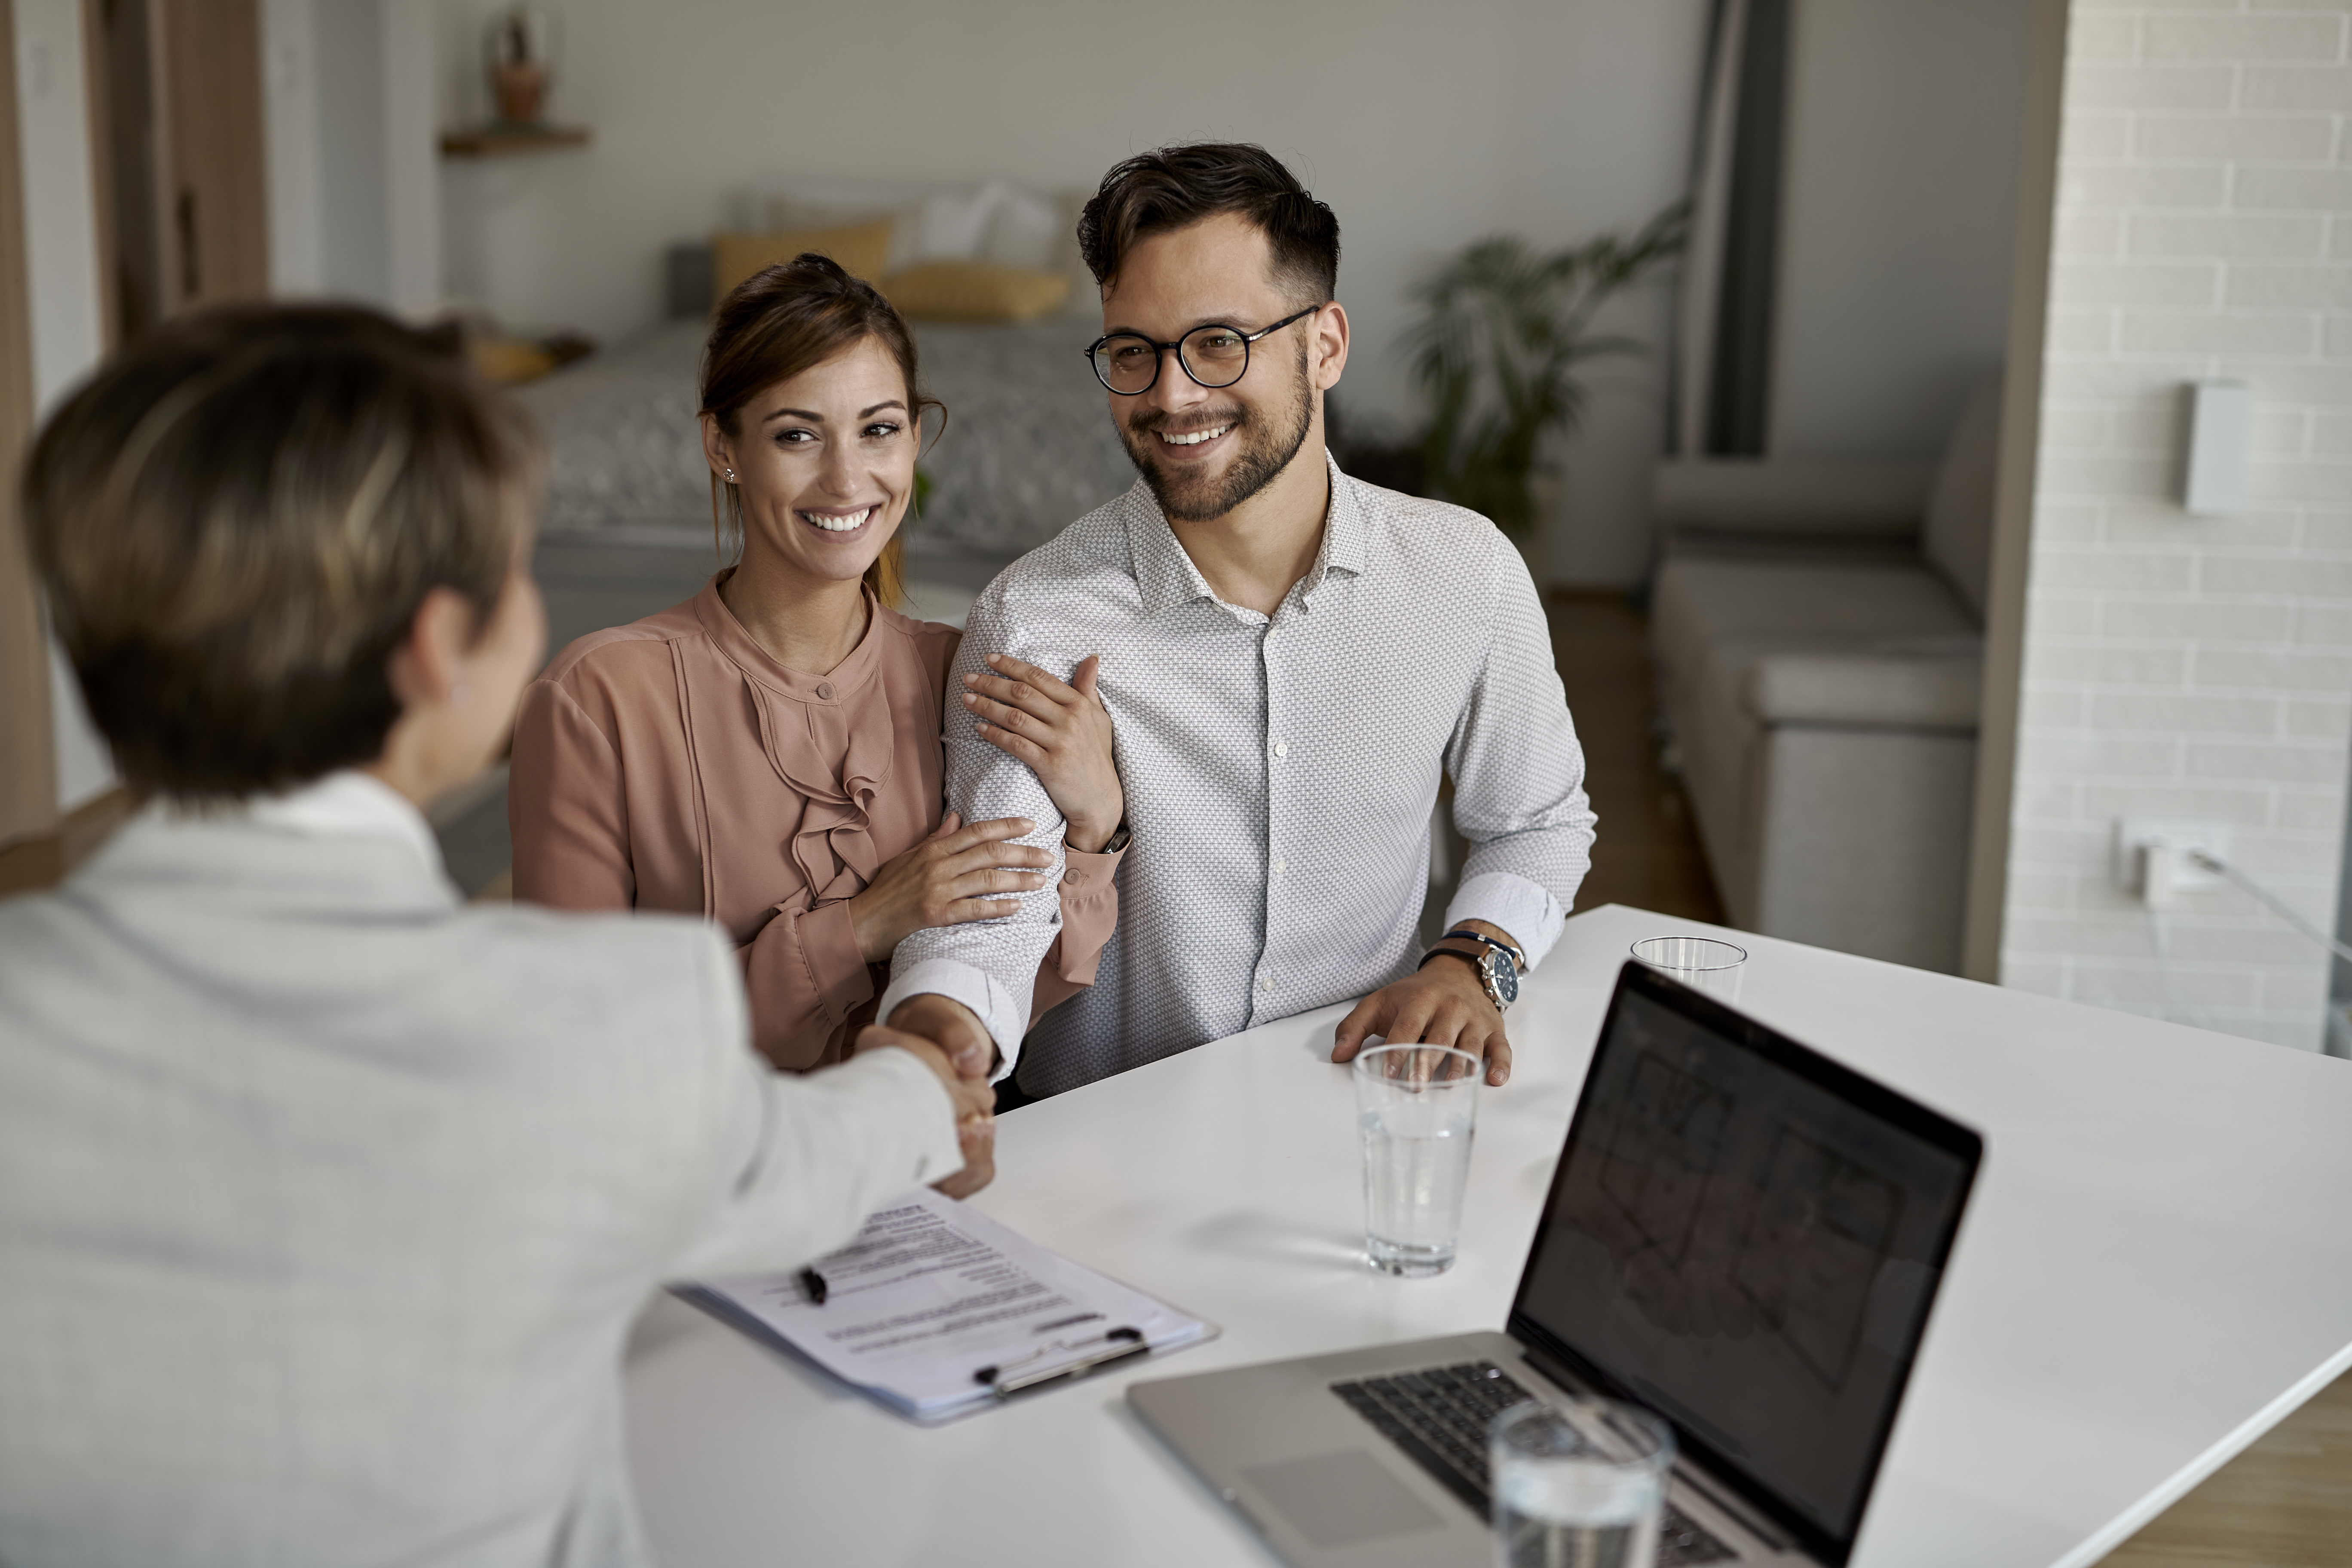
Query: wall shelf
440 125 591 158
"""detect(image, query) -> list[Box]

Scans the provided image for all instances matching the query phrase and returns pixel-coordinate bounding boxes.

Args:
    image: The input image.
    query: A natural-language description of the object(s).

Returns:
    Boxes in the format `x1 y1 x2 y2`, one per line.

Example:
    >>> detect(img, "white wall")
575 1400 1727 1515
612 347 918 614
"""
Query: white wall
379 2 438 313
262 0 327 292
12 0 114 812
433 0 1709 587
1994 0 2352 1051
265 0 440 312
1772 0 2038 459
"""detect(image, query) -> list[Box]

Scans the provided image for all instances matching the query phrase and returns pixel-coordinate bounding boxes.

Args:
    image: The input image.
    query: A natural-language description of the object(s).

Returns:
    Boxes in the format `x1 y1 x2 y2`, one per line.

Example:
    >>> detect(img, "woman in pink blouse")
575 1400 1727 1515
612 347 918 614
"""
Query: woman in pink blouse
511 256 1124 1091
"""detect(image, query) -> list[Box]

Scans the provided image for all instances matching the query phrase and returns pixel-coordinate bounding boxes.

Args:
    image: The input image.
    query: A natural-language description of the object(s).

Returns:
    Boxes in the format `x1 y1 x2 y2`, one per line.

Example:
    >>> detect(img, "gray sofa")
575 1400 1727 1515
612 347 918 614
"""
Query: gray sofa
1649 383 1999 973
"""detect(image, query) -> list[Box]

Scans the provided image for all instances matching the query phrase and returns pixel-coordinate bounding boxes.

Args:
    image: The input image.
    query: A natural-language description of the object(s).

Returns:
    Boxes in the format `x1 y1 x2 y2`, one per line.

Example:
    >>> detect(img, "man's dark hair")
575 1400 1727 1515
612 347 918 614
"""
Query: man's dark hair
1078 143 1339 306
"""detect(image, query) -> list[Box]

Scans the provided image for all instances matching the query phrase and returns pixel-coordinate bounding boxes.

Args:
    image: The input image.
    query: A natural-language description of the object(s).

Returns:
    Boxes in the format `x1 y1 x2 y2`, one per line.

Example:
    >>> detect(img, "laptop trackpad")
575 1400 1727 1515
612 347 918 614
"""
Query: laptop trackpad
1240 1450 1447 1547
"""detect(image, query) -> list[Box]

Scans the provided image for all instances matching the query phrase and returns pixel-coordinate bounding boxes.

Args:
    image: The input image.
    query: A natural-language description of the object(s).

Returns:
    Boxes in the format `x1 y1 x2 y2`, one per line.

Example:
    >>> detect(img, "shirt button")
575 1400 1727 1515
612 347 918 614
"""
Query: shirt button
816 682 835 701
1259 974 1274 992
1272 740 1288 758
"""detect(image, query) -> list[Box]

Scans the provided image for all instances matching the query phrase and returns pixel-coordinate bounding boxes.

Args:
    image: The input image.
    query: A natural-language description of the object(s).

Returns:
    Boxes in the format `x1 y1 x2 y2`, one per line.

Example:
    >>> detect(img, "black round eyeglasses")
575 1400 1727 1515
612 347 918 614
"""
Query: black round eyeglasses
1084 304 1326 395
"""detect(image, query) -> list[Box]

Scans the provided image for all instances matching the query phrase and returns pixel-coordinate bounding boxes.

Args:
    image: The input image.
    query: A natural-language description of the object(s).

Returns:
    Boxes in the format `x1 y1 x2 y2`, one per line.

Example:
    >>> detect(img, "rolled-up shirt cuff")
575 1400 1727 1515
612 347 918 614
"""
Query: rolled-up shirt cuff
876 958 1032 1083
1442 871 1567 968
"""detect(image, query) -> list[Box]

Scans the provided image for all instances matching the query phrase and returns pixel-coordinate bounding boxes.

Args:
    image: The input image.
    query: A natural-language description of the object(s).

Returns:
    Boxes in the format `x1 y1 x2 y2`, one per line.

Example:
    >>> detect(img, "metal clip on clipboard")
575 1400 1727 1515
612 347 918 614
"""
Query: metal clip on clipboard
974 1326 1148 1397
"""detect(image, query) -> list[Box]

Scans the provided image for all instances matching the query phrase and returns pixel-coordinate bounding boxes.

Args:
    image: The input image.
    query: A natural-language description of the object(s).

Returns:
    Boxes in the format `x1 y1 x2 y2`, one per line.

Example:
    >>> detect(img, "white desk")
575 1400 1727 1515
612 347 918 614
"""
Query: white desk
625 904 2352 1568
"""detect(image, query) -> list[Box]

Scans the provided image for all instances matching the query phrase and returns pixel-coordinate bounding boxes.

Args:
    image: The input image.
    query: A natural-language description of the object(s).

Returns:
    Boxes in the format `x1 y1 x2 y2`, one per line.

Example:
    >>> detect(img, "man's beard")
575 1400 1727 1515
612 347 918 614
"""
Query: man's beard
1117 345 1314 524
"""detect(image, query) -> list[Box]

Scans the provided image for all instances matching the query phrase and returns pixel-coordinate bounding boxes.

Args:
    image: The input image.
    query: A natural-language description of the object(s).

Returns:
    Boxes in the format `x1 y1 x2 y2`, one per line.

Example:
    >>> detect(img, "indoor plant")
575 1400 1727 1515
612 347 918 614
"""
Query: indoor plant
1403 202 1688 536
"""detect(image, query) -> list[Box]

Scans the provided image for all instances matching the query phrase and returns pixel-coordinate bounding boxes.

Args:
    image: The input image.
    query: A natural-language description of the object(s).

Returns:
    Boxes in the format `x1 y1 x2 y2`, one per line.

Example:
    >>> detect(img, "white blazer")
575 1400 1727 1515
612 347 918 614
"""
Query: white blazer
0 777 962 1568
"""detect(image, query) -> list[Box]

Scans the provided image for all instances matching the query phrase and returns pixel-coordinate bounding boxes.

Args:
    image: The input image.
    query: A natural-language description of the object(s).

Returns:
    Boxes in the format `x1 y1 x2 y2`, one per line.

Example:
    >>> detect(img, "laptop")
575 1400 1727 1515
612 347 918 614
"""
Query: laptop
1129 960 1982 1568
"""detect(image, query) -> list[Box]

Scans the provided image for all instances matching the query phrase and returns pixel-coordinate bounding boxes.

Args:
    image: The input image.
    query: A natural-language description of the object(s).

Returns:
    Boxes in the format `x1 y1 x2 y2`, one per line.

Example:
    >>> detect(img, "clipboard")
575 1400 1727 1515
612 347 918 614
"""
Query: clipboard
677 1188 1216 1423
975 1323 1151 1396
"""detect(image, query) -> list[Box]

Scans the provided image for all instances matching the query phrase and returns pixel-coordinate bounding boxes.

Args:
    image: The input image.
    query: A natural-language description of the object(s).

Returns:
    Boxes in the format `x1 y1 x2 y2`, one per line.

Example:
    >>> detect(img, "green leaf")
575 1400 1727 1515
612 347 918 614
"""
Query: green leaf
1403 199 1689 536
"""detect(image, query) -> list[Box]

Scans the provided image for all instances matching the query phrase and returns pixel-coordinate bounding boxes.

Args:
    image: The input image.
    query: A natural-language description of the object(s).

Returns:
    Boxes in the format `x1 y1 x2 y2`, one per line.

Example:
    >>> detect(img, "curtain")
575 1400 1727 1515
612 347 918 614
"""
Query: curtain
1673 0 1792 458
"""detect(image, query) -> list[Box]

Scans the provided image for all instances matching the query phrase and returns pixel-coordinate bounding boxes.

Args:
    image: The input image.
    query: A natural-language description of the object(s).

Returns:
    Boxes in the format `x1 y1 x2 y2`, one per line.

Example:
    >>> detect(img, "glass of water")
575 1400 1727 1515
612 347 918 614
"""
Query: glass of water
1491 1400 1675 1568
1631 936 1747 1003
1353 1043 1480 1276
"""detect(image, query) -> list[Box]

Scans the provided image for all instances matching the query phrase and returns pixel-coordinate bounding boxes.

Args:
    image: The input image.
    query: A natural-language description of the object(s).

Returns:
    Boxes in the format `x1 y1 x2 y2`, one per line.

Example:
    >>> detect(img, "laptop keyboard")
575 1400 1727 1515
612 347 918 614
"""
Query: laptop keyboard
1330 1362 1739 1566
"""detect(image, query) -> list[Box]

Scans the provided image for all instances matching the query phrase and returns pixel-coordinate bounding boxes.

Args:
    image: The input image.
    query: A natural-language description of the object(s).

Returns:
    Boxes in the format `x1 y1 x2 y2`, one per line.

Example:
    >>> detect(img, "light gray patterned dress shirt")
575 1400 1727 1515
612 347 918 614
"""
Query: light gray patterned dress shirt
879 455 1596 1096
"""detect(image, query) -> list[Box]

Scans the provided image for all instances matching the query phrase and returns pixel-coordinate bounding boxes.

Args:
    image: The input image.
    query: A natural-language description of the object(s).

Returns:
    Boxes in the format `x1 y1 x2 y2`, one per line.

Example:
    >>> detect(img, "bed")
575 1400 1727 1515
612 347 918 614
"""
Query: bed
513 310 1138 563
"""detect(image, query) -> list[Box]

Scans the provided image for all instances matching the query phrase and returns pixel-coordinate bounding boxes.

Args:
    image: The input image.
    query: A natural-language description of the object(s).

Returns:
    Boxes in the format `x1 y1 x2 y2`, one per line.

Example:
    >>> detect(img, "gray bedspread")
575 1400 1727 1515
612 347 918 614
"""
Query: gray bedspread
513 316 1137 557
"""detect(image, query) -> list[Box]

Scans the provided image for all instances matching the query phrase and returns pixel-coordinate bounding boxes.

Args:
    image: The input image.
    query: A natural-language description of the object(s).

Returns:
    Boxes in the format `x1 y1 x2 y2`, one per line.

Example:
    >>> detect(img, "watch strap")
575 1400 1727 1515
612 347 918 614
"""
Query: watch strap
1419 941 1511 1014
1441 926 1524 972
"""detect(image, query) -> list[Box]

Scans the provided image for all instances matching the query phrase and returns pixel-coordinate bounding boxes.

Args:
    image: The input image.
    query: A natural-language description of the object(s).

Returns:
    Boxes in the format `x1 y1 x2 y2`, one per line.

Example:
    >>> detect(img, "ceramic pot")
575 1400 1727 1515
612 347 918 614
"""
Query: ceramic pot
493 61 546 126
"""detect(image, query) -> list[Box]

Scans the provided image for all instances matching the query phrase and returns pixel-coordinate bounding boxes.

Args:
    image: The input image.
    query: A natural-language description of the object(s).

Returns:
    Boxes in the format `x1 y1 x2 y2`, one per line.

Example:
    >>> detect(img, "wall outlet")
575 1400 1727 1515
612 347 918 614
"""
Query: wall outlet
2113 818 2232 904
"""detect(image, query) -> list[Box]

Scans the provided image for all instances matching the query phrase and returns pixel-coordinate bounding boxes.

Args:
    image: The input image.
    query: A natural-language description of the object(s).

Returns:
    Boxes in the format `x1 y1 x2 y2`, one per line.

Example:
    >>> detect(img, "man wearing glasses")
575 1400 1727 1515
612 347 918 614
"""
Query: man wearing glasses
881 142 1594 1101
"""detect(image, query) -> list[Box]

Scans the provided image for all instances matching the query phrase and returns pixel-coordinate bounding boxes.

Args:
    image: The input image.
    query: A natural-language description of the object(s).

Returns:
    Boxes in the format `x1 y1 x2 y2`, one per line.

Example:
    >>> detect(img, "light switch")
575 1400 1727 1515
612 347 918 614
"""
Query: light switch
2181 380 2250 516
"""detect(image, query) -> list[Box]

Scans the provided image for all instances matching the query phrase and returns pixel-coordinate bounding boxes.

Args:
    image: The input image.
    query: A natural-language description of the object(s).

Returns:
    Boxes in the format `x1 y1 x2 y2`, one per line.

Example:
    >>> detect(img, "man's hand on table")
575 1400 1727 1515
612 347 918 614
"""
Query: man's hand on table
1330 920 1520 1087
876 994 1000 1197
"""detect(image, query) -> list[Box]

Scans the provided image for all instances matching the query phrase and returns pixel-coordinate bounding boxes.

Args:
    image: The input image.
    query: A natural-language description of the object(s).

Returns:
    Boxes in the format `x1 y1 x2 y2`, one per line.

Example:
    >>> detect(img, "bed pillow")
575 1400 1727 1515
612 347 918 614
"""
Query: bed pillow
744 179 1067 273
468 335 557 386
711 217 895 300
882 261 1071 323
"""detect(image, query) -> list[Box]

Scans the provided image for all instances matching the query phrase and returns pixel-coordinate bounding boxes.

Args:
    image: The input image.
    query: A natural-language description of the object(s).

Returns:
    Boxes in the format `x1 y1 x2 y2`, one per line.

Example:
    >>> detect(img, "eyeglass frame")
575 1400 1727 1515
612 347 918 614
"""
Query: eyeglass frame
1083 303 1327 396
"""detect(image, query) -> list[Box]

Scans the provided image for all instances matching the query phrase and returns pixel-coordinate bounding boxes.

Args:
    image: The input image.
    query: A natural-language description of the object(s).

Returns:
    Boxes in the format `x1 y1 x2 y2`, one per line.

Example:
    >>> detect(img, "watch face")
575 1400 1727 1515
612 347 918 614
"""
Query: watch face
1482 949 1519 1007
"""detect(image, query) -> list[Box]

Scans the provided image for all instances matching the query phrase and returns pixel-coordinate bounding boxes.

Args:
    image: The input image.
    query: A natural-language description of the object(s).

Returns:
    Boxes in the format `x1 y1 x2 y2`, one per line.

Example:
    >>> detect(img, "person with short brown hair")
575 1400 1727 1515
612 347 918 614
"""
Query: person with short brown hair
508 256 1128 1153
29 306 533 799
0 303 989 1566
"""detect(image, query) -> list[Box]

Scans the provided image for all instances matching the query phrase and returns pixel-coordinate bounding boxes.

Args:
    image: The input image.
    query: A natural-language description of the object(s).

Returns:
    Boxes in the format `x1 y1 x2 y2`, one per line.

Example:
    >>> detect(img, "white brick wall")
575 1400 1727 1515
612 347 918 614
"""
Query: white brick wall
1999 0 2352 1050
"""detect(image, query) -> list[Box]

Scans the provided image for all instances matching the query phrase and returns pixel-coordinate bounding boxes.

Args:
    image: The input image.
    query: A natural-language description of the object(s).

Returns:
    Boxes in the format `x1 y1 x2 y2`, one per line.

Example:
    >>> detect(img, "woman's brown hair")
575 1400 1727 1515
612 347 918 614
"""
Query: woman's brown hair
699 254 942 609
22 303 536 800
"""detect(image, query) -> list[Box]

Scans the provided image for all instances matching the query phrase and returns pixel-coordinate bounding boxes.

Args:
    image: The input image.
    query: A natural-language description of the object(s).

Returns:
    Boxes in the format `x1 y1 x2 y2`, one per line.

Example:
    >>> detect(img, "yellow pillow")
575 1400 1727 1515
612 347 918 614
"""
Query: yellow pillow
468 335 557 386
710 217 895 300
881 260 1072 323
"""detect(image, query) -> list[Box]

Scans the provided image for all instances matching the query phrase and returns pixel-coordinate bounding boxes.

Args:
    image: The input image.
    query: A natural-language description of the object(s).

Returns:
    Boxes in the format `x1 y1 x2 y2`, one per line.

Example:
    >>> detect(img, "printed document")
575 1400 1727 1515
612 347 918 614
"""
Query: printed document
678 1187 1214 1421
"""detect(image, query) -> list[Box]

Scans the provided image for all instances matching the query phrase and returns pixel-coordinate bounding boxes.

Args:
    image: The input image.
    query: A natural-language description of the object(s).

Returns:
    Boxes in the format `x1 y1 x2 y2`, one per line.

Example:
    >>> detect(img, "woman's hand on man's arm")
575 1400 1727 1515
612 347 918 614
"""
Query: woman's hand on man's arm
845 813 1052 965
960 654 1124 853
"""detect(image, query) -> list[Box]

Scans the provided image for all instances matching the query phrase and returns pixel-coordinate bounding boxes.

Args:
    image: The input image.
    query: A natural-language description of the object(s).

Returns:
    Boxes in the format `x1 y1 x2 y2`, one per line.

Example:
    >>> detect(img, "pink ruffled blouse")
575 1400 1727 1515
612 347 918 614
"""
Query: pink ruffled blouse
508 576 1121 1070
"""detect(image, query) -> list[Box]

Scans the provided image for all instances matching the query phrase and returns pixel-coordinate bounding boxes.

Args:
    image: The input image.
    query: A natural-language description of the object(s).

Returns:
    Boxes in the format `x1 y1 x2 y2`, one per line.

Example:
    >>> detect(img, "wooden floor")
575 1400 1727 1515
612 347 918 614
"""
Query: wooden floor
2097 1369 2352 1568
1544 590 1724 925
0 786 135 896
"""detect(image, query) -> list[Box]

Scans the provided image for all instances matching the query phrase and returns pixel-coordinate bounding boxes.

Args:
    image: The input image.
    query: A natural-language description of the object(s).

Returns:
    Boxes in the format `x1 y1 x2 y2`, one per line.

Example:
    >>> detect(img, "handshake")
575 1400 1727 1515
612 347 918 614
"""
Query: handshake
855 993 1002 1199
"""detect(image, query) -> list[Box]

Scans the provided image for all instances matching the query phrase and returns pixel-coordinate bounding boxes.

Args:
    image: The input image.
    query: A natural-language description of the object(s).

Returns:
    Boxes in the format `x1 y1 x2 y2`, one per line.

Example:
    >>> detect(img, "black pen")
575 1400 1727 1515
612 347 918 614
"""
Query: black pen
798 1267 828 1306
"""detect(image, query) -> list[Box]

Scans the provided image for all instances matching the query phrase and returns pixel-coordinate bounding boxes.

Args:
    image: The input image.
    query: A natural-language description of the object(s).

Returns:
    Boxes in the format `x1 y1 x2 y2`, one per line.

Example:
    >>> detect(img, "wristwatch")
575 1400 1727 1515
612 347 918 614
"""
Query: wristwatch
1442 927 1525 972
1419 928 1521 1015
1072 817 1131 854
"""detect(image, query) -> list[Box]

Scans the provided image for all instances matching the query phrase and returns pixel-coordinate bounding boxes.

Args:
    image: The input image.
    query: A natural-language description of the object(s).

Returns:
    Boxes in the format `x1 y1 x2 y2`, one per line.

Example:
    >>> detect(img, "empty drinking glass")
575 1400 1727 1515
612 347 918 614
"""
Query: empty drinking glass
1631 936 1747 1003
1353 1044 1480 1276
1491 1399 1675 1568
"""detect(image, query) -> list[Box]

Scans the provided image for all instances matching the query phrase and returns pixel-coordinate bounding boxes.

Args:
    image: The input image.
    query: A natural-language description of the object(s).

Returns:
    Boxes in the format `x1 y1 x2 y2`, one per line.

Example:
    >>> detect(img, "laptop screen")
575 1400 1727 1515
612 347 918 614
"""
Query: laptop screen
1510 964 1980 1564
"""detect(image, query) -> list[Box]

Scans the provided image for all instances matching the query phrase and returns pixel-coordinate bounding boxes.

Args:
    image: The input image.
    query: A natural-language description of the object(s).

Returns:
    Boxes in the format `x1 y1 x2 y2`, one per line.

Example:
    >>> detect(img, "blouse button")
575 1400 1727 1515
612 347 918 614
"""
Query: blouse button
816 682 835 701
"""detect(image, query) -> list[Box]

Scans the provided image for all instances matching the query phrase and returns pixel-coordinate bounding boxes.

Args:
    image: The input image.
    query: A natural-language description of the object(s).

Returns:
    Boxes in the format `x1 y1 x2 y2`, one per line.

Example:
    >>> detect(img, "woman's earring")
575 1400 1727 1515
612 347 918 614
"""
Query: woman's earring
724 467 736 483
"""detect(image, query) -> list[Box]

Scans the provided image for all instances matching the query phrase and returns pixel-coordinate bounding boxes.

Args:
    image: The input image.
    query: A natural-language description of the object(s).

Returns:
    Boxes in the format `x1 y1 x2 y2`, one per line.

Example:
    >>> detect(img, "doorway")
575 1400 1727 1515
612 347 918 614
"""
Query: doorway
89 0 268 342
